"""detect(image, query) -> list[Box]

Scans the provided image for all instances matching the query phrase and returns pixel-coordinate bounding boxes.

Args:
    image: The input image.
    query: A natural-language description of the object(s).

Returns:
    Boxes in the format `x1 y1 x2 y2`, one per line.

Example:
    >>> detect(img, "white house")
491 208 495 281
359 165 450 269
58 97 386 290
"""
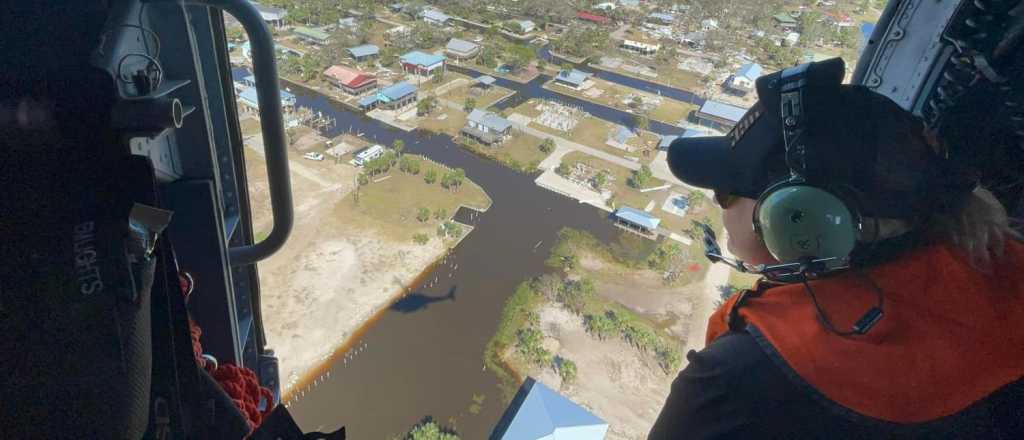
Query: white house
621 39 660 55
701 18 719 31
251 2 286 28
594 2 617 11
353 145 386 166
727 63 763 94
784 32 801 47
462 109 513 145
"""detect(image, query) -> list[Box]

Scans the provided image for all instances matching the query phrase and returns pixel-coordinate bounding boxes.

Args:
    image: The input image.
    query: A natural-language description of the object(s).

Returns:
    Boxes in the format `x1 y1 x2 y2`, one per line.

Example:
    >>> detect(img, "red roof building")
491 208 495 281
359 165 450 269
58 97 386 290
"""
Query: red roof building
323 65 377 95
576 11 610 25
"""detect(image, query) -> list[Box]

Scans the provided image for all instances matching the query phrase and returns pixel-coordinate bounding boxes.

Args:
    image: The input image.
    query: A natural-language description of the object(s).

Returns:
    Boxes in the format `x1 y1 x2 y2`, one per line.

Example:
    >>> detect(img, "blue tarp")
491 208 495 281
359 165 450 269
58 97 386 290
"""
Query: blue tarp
735 63 763 81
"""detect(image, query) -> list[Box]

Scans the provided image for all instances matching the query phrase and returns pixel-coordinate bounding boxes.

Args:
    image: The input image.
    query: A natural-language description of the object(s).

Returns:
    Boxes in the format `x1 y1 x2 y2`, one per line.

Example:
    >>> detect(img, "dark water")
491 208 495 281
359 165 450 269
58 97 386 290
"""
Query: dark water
237 69 633 438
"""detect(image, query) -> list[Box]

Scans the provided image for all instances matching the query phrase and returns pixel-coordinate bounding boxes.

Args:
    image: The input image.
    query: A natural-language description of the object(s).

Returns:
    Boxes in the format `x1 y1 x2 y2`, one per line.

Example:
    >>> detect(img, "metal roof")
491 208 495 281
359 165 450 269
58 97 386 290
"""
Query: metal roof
238 87 294 109
445 38 480 54
611 125 634 144
400 51 446 68
648 12 674 22
323 65 375 87
252 3 286 19
468 109 512 132
736 63 763 80
293 26 329 41
698 100 746 123
475 75 496 86
347 44 380 58
499 380 608 440
773 13 797 24
358 94 379 107
576 11 610 24
338 17 358 28
378 81 417 102
420 8 450 23
615 207 661 230
555 69 591 86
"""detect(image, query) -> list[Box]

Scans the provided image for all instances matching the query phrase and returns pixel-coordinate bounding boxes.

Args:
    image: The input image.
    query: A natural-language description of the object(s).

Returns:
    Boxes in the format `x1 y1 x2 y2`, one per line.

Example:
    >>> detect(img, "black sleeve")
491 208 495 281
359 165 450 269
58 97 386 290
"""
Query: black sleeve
647 331 801 439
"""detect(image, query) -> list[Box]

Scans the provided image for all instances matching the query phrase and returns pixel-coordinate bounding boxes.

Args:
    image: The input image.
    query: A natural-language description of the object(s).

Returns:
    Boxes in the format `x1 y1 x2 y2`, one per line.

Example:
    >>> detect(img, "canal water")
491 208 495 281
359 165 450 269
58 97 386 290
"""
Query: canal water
236 63 699 437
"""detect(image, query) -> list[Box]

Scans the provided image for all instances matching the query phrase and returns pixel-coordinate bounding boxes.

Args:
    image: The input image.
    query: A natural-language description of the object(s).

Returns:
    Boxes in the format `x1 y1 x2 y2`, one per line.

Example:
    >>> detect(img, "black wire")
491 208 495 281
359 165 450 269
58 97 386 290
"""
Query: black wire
799 267 885 337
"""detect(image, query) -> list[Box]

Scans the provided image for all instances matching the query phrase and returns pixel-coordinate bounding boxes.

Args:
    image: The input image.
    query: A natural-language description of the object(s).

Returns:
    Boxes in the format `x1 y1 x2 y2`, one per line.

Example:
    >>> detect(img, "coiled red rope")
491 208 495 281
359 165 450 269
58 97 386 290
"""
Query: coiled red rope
183 274 274 434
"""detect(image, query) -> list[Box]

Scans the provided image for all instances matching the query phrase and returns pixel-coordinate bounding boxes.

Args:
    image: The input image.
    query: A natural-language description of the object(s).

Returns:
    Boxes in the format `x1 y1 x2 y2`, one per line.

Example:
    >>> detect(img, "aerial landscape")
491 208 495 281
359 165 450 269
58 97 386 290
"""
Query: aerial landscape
226 0 881 438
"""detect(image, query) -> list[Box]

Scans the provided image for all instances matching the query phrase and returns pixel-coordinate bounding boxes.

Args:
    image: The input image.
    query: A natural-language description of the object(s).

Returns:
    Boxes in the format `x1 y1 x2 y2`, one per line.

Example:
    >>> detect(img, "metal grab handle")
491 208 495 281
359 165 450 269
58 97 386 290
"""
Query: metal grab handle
169 0 294 265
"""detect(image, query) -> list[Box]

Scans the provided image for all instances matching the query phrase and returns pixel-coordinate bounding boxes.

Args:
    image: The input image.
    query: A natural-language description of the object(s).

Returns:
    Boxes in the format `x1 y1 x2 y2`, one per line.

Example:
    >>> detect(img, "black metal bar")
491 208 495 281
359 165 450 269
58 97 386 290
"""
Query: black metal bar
155 0 294 265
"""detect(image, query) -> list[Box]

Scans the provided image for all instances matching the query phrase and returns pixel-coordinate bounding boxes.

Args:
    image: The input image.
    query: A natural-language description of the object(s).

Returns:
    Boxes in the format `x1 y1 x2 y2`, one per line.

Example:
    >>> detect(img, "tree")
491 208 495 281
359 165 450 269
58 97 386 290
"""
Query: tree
441 168 466 191
555 161 572 177
416 207 431 222
413 233 430 245
357 172 369 186
632 113 650 132
433 207 448 220
463 97 476 113
399 155 422 174
687 190 706 208
404 419 460 440
584 313 618 340
629 95 643 109
559 359 578 385
558 278 595 315
424 169 438 184
628 165 654 188
531 273 564 301
417 96 435 116
539 138 556 153
592 171 608 190
392 139 405 156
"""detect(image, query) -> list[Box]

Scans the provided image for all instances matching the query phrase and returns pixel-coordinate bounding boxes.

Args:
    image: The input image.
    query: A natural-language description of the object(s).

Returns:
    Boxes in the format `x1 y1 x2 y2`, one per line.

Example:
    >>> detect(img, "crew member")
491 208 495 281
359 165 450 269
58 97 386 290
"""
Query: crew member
649 59 1024 439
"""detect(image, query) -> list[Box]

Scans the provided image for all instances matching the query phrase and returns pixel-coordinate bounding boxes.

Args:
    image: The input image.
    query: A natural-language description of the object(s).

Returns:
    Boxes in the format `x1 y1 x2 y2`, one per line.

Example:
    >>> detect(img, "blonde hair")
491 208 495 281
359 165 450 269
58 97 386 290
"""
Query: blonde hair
927 187 1021 271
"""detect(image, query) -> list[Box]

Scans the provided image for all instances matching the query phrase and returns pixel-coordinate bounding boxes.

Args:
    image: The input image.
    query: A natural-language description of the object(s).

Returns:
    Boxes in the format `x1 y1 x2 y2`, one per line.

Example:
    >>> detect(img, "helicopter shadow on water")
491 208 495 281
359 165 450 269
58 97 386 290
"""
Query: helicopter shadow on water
389 285 457 314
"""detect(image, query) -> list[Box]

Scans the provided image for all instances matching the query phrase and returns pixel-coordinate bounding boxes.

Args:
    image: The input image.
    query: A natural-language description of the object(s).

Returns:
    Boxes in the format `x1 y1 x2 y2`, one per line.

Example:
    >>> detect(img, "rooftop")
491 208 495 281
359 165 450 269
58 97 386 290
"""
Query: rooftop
577 11 611 24
468 109 512 132
736 63 763 80
323 65 375 87
293 26 329 41
378 81 417 102
347 44 380 58
698 100 747 123
615 207 661 230
420 8 450 23
252 2 286 19
495 379 608 440
773 13 798 24
238 87 295 107
555 69 592 86
445 38 480 54
648 12 674 22
400 50 446 67
474 75 497 86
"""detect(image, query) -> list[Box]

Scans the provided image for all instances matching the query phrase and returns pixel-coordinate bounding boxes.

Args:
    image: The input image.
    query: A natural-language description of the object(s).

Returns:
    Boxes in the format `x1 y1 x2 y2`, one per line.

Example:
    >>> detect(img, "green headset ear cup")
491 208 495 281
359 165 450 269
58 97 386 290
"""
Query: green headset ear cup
753 184 858 262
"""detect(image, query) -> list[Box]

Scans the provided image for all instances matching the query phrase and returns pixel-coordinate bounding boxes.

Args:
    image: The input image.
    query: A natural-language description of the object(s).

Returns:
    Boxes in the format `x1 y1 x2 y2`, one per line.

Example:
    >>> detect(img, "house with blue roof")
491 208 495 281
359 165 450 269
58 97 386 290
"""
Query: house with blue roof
554 69 592 90
492 378 608 440
358 81 417 111
462 109 513 145
400 51 446 76
695 100 747 129
614 207 661 235
727 63 763 94
237 87 295 112
347 44 380 61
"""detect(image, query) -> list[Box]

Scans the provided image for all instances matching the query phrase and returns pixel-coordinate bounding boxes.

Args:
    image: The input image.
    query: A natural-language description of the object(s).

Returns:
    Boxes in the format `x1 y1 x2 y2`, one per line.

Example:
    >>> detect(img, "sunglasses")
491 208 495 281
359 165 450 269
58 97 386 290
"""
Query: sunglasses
714 191 739 209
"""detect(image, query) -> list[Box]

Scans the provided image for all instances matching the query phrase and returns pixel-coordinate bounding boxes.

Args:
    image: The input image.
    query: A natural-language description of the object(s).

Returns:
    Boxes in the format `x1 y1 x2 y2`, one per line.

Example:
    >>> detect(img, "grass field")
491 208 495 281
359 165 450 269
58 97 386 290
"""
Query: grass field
547 77 699 126
418 106 469 137
442 82 515 110
461 131 550 173
528 117 653 163
335 154 491 243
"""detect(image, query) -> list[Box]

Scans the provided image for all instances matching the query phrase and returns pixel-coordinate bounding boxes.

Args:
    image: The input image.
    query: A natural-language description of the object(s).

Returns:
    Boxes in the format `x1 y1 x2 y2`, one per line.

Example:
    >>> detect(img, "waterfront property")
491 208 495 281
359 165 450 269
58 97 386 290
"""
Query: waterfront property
252 2 286 28
323 65 377 95
293 26 330 45
347 44 380 62
359 81 418 111
473 75 497 89
461 109 513 145
694 100 746 129
352 144 386 167
400 51 446 76
613 207 661 236
726 63 763 94
445 38 481 60
554 69 592 90
507 19 536 34
237 87 295 112
492 378 609 440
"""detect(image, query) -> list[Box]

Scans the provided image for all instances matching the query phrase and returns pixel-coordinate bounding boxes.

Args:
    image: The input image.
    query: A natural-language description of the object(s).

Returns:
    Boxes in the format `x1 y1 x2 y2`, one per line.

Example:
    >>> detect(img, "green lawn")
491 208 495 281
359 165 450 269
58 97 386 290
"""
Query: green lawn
418 106 469 137
529 117 650 162
442 82 515 110
462 132 550 173
335 154 491 243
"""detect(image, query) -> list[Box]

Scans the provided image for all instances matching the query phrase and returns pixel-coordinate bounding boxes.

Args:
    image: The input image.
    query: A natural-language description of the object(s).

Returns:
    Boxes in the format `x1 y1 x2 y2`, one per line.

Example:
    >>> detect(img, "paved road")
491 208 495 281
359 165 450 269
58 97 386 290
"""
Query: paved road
507 113 643 171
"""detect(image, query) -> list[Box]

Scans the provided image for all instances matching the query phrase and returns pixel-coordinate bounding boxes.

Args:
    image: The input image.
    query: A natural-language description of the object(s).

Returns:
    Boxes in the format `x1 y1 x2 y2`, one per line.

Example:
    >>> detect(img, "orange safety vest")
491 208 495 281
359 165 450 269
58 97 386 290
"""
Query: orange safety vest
706 240 1024 423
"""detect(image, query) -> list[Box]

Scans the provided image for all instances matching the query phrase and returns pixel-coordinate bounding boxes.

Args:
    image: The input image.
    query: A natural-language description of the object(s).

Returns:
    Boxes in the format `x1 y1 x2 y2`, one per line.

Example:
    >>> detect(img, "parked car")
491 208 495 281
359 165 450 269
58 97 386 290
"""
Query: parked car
303 152 325 161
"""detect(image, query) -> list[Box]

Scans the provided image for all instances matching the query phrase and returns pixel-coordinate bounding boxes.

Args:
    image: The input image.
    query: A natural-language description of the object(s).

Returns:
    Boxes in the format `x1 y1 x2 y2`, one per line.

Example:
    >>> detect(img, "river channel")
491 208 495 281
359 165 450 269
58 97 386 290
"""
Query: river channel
238 67 695 438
